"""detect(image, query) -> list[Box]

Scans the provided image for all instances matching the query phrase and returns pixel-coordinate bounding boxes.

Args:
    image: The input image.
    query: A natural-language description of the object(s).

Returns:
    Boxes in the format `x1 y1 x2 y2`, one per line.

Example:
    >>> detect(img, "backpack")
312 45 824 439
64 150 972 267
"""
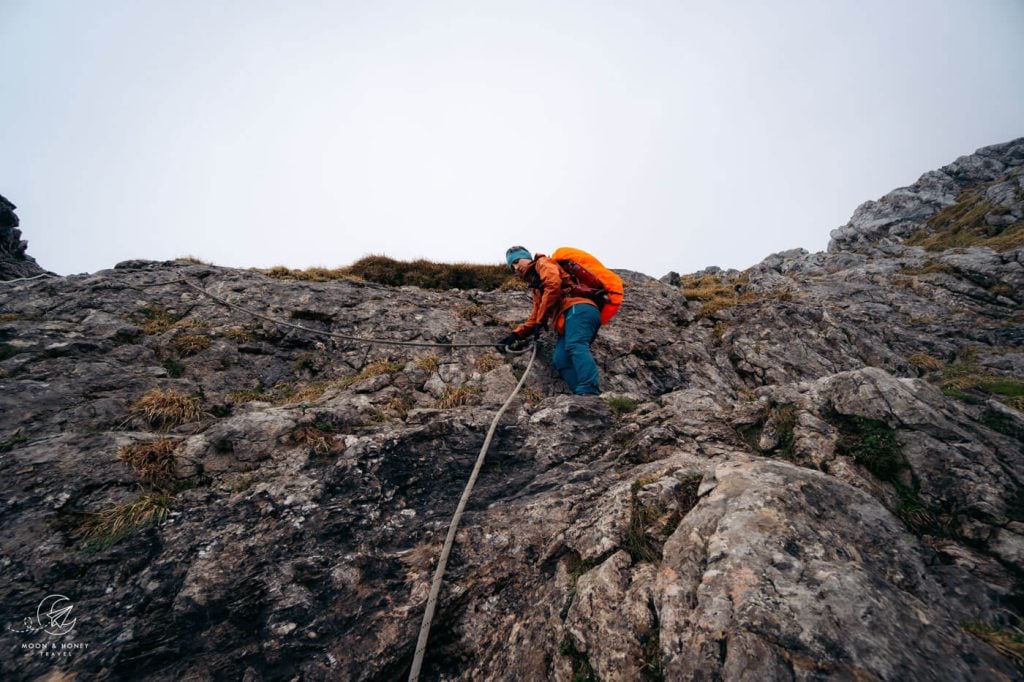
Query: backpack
551 246 624 325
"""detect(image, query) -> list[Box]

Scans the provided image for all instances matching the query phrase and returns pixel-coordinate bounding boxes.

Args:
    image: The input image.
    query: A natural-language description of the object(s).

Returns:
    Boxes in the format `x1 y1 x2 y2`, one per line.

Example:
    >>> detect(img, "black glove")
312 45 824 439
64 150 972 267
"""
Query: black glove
496 332 519 353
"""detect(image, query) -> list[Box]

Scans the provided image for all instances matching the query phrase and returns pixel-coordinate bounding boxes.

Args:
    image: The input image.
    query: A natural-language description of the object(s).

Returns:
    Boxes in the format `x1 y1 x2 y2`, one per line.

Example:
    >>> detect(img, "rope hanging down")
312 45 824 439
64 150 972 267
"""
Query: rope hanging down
408 341 538 682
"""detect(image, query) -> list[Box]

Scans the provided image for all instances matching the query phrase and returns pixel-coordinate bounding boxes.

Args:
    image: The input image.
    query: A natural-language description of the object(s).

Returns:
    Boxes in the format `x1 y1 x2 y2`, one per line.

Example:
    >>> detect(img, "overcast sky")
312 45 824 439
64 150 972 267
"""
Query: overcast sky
1 1 1022 278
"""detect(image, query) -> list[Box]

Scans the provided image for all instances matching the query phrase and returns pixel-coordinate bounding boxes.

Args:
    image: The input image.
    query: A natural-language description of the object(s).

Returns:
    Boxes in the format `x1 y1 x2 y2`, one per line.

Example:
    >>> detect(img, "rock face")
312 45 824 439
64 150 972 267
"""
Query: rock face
0 195 47 280
1 139 1022 680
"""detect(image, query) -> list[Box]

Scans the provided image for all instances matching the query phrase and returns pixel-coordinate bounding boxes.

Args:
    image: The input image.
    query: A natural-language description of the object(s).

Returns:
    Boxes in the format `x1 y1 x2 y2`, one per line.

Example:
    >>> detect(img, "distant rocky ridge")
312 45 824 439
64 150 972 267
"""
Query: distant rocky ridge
0 194 46 281
829 138 1024 255
0 139 1022 680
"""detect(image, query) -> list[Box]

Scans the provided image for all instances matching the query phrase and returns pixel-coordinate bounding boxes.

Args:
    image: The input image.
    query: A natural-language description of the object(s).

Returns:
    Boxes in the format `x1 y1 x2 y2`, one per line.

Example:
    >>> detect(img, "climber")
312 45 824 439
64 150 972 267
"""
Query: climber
498 245 601 396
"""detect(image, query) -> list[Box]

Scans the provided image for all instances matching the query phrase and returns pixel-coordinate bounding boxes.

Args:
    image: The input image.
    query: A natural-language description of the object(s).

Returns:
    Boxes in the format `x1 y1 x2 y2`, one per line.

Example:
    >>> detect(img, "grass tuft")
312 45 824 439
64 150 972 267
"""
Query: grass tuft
625 480 664 564
385 395 415 418
292 425 344 457
830 412 903 481
936 351 1024 408
474 353 503 373
521 388 545 405
436 385 481 409
222 326 254 343
905 184 1024 252
228 388 269 404
899 261 959 277
81 494 171 549
774 403 798 459
117 439 179 486
640 630 665 682
336 360 406 389
679 272 793 319
980 408 1024 440
605 396 640 415
962 622 1024 669
131 389 203 429
162 358 185 378
907 353 946 372
172 334 211 356
415 355 440 373
140 307 178 335
737 403 798 459
256 255 518 291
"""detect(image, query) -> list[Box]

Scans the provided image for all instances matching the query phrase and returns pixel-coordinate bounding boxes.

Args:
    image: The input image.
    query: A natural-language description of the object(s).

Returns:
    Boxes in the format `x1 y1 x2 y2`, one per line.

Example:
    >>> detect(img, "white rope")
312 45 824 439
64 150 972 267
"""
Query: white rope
0 272 57 284
408 341 538 681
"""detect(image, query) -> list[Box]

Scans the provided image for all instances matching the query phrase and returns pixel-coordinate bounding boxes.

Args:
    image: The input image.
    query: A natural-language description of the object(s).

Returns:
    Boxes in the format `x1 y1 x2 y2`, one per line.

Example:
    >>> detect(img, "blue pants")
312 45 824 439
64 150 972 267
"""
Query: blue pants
553 304 601 395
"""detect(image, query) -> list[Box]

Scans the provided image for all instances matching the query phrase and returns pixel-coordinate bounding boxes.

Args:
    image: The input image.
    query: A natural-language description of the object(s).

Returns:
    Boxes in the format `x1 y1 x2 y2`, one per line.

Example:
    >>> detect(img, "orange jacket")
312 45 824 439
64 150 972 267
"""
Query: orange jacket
512 255 597 337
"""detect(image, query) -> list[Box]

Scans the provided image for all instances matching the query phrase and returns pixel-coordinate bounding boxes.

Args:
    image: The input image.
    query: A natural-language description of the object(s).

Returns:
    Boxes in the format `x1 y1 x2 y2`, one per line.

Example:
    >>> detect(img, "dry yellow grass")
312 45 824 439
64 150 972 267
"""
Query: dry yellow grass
415 355 440 373
172 334 212 356
117 438 178 486
335 360 405 389
436 385 481 409
292 425 343 457
475 353 503 373
141 307 178 335
905 185 1024 253
131 389 203 429
228 389 268 404
521 388 545 405
82 494 171 548
279 382 331 405
385 395 415 418
907 353 945 372
962 622 1024 668
222 326 254 342
679 272 794 319
255 255 517 291
498 277 528 291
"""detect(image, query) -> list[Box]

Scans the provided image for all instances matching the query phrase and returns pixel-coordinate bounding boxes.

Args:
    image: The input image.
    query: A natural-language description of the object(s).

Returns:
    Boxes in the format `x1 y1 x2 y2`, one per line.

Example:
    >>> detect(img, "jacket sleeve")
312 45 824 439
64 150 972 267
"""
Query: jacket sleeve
513 258 564 337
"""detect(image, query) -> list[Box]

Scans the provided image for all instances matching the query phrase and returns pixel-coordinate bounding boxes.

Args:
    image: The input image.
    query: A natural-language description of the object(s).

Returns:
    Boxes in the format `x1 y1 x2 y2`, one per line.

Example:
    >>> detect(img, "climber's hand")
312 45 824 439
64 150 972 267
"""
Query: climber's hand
496 333 519 354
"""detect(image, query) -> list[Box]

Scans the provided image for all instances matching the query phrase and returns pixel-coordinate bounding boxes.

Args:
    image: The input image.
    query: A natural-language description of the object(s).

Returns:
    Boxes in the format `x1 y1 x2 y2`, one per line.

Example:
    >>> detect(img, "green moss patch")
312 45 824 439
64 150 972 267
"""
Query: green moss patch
830 412 904 481
936 351 1024 409
605 395 640 415
737 403 798 460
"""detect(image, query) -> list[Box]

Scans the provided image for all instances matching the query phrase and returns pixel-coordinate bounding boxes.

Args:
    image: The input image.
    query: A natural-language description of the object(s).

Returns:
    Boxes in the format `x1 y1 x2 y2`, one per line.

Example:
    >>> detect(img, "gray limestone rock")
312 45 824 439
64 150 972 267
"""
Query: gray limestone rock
1 138 1023 680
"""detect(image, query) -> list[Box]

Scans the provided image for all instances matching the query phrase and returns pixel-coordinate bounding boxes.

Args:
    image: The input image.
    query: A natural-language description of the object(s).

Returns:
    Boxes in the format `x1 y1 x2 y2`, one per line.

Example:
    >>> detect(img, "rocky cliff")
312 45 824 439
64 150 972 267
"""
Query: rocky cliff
0 195 47 281
1 138 1022 681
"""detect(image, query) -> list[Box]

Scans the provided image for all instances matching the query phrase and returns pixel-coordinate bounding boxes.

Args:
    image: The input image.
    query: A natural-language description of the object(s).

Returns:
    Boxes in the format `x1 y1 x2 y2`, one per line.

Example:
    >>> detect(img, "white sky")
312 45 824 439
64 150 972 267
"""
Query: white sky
1 1 1022 278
